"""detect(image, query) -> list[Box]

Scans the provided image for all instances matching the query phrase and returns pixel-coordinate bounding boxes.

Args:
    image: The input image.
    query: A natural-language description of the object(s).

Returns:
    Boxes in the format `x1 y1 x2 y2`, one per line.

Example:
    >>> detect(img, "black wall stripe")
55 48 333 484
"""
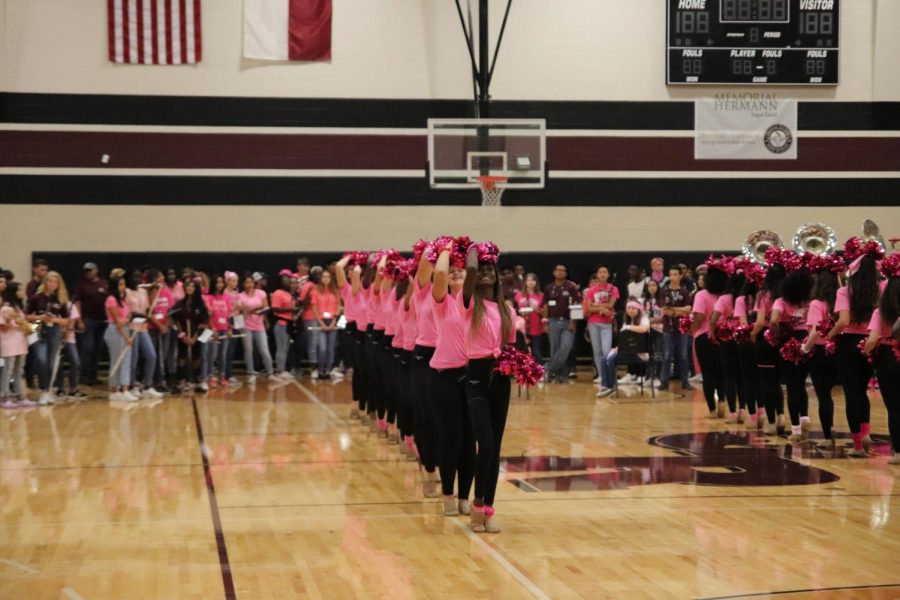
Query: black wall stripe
3 174 899 206
3 93 900 130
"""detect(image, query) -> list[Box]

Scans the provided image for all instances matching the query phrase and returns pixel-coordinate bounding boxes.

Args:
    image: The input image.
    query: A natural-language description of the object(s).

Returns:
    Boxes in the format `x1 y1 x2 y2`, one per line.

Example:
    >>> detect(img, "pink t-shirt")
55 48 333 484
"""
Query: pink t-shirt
238 289 267 331
355 287 370 329
0 305 29 357
149 287 174 329
805 299 831 345
311 288 339 322
713 294 734 320
430 291 468 370
834 287 871 335
271 289 295 325
867 309 893 345
771 299 809 331
734 295 748 320
126 288 149 332
753 291 774 319
339 284 356 323
65 303 80 344
414 280 438 348
105 295 130 325
167 282 185 304
299 282 316 321
691 290 719 339
207 294 234 331
391 298 405 348
514 291 544 336
401 302 417 351
460 294 516 359
371 291 385 331
384 292 399 336
585 283 619 325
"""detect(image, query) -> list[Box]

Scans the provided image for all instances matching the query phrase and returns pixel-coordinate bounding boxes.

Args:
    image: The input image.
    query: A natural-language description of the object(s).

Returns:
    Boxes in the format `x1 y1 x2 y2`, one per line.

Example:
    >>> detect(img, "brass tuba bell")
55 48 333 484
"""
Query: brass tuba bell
743 230 783 265
861 219 886 251
792 223 836 256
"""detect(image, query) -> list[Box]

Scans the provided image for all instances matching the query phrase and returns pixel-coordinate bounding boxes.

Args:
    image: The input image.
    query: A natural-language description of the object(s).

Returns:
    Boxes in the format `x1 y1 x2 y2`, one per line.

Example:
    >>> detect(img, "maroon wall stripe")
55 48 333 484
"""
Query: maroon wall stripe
136 0 144 64
2 131 899 172
108 0 116 62
194 0 202 62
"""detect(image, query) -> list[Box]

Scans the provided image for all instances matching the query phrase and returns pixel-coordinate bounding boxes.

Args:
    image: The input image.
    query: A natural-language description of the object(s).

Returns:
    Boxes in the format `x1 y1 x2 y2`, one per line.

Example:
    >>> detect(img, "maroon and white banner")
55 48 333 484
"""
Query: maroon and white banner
108 0 202 65
243 0 332 62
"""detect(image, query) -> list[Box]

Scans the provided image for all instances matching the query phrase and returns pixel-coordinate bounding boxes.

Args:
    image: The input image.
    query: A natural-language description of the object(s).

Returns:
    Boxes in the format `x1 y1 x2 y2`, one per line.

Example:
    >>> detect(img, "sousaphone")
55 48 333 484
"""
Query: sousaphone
792 223 836 256
743 230 783 265
861 219 886 251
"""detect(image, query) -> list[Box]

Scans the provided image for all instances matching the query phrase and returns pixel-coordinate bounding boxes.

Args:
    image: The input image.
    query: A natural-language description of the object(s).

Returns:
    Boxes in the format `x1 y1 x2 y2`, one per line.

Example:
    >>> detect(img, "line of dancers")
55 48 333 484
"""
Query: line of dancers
688 237 900 463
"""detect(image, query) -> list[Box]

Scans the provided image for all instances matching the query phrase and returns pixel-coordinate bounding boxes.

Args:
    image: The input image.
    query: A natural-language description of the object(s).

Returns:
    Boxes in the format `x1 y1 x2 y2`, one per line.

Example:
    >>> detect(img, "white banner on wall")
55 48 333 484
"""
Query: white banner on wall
695 94 798 160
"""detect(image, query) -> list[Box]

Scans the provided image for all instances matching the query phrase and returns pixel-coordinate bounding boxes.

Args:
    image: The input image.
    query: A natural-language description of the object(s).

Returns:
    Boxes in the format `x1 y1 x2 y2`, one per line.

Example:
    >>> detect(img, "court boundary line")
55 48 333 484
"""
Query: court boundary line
448 519 552 600
191 397 237 600
697 582 900 599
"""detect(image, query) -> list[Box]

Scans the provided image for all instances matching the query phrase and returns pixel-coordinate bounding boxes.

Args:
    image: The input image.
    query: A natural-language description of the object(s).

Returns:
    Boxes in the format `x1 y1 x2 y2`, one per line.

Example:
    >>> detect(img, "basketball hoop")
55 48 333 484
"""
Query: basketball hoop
477 175 507 207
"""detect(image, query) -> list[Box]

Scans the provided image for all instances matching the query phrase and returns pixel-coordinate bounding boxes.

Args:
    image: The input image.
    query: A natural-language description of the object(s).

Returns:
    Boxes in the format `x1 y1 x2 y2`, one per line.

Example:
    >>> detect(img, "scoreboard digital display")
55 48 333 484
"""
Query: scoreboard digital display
667 0 839 85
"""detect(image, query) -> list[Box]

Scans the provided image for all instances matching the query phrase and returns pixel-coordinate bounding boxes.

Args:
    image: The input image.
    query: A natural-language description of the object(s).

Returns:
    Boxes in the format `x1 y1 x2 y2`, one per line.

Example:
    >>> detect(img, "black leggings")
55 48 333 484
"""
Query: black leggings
694 333 725 412
719 341 742 413
755 332 784 424
433 365 476 498
836 333 872 434
411 346 440 474
396 351 414 438
737 341 759 414
874 346 900 453
351 326 368 410
365 329 385 419
778 333 809 427
465 357 511 507
808 344 838 438
381 336 398 425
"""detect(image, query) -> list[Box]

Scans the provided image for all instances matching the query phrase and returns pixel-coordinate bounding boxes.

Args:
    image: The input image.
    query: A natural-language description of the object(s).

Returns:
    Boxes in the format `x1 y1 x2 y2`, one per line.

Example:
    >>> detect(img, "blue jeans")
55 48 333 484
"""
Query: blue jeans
34 325 63 392
529 334 544 365
588 323 614 388
317 328 336 374
104 326 132 388
129 330 157 388
274 323 291 372
304 320 319 369
547 318 574 381
661 330 691 385
77 317 106 382
242 329 273 376
54 342 81 390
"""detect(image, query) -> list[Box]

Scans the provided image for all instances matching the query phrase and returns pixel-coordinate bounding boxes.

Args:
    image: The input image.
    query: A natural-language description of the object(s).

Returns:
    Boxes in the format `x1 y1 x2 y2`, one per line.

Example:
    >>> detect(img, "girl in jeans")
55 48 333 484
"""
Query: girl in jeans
1 283 37 408
104 276 137 401
28 271 71 405
271 274 297 379
237 273 274 381
223 272 241 384
125 271 163 399
585 265 619 397
312 271 341 379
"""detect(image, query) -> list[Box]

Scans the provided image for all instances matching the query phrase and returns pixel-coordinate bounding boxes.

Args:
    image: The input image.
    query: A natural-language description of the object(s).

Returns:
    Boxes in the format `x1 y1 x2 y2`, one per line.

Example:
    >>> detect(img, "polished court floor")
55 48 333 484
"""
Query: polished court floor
1 375 899 600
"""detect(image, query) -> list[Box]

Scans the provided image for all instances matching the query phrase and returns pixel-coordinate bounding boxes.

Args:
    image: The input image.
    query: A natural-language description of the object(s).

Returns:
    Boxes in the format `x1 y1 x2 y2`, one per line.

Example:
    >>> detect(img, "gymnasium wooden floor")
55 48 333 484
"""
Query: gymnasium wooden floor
1 375 899 600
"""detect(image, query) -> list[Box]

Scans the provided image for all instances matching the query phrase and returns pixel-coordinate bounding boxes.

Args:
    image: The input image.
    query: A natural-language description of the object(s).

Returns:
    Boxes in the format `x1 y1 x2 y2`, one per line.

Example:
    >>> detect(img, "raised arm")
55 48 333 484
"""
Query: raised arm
462 245 479 306
416 250 433 289
335 256 350 289
432 245 451 303
350 265 362 295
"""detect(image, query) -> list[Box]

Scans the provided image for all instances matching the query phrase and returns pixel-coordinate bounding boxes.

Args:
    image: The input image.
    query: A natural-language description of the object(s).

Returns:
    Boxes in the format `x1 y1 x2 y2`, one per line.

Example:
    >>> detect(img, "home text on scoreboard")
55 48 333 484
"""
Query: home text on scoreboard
667 0 839 85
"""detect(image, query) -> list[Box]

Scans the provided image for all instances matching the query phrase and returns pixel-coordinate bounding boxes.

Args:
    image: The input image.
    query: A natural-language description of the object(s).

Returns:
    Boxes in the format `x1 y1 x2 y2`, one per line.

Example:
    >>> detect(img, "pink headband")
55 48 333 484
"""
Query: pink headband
225 271 238 281
626 300 643 312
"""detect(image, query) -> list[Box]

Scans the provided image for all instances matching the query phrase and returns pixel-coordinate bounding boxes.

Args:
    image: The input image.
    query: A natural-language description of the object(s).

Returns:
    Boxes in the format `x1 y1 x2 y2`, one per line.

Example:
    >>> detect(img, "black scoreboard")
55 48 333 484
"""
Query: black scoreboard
667 0 839 85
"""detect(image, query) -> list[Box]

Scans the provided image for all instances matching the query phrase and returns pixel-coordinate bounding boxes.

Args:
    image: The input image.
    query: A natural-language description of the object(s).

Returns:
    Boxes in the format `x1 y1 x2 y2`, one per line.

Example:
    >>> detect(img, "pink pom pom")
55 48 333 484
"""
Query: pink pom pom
424 236 472 268
817 317 835 337
857 338 874 363
881 253 900 279
732 323 751 345
844 236 884 262
892 340 900 362
475 241 500 265
824 339 837 355
495 345 545 387
677 314 693 335
779 337 807 364
763 327 780 347
343 251 370 267
704 254 736 275
715 318 737 343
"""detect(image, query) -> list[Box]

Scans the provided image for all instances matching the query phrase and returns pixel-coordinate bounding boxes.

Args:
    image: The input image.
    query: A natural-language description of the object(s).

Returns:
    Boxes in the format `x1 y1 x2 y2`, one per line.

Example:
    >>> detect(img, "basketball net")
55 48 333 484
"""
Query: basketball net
477 175 507 208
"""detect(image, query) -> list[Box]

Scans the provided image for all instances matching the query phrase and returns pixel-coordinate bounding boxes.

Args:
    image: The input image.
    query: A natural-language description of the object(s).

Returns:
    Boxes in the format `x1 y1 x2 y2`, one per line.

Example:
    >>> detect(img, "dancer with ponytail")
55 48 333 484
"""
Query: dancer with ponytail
801 256 844 447
752 255 786 435
709 268 747 423
461 241 516 533
733 262 764 429
770 263 814 442
863 254 900 464
430 238 476 514
828 238 883 457
691 257 728 419
336 255 367 420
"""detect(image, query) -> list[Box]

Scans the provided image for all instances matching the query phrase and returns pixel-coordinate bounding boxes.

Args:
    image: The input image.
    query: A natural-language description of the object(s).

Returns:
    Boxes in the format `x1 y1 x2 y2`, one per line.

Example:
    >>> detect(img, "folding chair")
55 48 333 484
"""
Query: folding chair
610 330 656 399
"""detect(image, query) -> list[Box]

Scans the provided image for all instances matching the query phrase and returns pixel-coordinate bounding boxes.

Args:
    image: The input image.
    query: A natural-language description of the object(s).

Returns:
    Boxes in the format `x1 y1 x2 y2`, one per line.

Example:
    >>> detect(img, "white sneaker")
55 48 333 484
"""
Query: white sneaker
592 376 602 384
38 392 53 406
247 375 257 385
617 374 635 385
277 371 292 380
130 388 143 399
596 387 614 398
199 381 209 391
145 387 164 399
228 377 239 385
330 369 345 379
311 370 319 379
689 374 703 383
109 391 123 401
122 390 140 402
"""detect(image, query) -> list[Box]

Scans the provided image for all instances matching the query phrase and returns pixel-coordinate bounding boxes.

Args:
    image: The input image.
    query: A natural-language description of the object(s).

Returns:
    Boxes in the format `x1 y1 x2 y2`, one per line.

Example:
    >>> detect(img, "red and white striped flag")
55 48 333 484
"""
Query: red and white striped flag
243 0 332 62
108 0 202 65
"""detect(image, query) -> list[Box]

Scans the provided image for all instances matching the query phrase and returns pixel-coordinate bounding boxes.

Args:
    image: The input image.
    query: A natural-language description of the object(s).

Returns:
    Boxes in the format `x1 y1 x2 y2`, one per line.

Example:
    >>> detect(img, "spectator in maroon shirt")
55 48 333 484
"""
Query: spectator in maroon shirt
74 262 109 385
540 264 582 383
25 258 48 303
500 266 522 302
